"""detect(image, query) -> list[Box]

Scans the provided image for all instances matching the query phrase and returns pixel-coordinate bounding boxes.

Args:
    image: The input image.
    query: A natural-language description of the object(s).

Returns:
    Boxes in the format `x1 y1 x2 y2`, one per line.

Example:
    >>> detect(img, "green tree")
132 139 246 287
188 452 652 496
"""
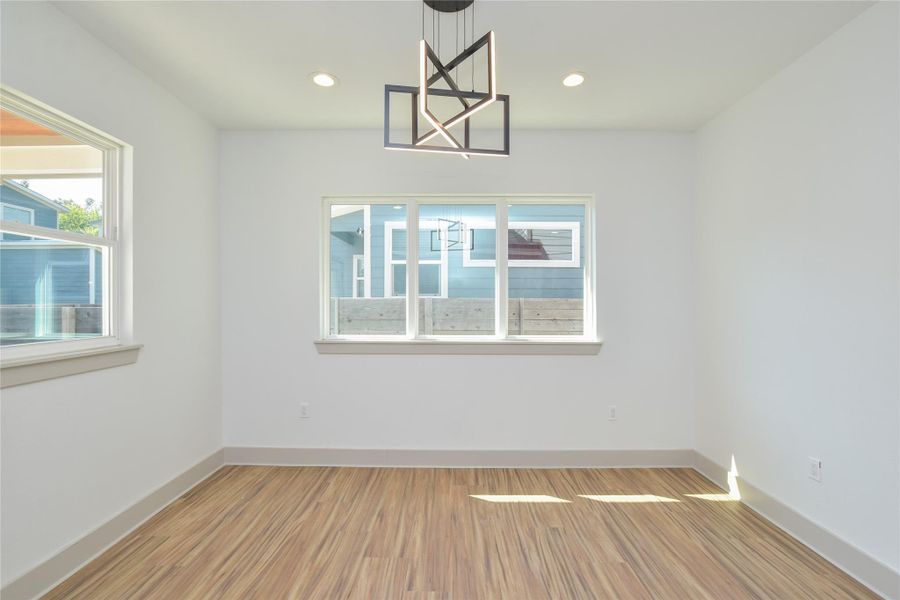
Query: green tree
58 198 102 236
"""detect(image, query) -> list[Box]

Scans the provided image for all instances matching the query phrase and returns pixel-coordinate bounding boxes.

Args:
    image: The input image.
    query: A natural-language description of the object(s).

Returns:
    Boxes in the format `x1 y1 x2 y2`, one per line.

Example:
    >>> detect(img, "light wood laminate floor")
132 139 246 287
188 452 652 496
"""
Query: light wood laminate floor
44 466 877 599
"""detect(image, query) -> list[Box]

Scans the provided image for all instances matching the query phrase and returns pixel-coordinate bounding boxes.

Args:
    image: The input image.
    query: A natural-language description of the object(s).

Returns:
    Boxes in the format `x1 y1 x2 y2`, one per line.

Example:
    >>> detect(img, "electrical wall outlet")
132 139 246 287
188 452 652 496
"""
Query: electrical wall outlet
608 405 617 421
299 402 310 419
808 457 822 482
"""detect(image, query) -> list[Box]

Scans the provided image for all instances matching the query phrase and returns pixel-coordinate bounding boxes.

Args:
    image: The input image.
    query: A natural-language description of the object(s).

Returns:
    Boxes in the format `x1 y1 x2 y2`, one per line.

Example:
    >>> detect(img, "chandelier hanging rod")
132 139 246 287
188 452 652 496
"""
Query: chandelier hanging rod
422 42 471 110
425 30 492 87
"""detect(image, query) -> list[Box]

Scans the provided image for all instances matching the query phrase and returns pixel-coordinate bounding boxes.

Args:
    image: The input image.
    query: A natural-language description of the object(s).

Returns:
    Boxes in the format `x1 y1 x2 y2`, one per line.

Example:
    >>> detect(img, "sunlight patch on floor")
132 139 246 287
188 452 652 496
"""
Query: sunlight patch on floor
469 495 571 503
579 494 680 503
683 493 740 502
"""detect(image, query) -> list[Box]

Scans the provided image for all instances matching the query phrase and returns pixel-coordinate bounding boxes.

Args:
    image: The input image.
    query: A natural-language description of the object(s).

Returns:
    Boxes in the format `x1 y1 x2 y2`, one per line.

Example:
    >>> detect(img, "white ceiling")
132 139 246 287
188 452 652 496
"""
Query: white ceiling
54 1 870 131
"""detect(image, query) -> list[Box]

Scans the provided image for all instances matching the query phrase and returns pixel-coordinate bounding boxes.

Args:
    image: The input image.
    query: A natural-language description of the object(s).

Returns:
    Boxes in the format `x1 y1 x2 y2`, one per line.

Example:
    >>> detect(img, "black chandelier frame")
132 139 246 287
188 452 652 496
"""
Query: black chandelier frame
384 0 510 158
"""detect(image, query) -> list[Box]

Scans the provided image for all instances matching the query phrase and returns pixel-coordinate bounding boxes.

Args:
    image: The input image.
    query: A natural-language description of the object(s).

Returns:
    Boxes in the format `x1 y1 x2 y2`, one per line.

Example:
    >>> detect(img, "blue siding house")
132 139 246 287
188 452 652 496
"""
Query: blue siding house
1 180 63 231
0 180 102 342
330 203 585 301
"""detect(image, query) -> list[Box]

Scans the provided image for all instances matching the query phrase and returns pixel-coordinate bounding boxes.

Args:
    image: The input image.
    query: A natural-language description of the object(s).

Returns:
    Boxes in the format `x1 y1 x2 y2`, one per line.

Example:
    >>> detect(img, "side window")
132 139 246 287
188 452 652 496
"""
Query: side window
1 92 123 351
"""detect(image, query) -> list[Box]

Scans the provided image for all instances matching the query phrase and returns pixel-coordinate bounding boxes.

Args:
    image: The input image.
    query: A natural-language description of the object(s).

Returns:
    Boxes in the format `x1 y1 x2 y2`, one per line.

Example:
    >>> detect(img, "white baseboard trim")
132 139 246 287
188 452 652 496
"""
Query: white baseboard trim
0 449 225 600
223 446 695 468
691 451 900 600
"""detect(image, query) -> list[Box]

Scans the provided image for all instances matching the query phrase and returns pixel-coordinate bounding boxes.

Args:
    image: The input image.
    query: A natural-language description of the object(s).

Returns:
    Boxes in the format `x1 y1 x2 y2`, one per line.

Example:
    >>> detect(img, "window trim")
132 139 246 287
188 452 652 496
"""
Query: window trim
320 195 598 347
0 86 129 363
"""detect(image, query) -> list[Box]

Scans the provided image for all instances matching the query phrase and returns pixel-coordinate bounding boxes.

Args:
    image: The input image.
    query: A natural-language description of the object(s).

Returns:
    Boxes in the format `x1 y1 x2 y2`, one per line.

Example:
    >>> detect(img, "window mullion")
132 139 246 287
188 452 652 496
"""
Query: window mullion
495 200 509 339
103 147 116 241
363 206 372 298
406 200 419 339
321 199 331 338
102 246 112 337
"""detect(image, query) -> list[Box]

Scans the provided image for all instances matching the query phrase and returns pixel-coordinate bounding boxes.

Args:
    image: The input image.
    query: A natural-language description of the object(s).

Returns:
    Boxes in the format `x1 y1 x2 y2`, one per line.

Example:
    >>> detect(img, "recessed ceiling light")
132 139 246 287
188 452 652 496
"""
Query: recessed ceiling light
562 72 585 87
312 72 337 87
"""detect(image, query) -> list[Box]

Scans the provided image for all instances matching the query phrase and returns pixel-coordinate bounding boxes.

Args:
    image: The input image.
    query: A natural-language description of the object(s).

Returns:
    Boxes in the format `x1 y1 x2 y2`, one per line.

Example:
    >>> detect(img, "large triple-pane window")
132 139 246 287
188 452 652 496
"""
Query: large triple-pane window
0 91 123 351
324 197 594 340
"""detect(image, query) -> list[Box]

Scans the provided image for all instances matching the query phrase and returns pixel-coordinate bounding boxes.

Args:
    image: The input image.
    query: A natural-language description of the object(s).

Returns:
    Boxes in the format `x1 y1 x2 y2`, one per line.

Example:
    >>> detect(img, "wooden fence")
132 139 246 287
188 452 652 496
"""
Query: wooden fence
0 305 102 340
331 298 583 335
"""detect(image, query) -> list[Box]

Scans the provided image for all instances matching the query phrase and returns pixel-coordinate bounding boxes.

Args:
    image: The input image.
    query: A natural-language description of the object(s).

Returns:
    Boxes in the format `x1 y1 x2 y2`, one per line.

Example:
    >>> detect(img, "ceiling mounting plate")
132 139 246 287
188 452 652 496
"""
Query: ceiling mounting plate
424 0 475 13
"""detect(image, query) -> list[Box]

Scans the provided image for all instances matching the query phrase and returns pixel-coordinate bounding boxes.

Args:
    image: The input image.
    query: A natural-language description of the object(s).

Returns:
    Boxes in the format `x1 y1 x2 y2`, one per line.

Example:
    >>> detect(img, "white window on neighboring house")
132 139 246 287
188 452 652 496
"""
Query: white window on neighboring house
0 87 127 358
384 221 449 299
351 254 366 298
0 202 34 241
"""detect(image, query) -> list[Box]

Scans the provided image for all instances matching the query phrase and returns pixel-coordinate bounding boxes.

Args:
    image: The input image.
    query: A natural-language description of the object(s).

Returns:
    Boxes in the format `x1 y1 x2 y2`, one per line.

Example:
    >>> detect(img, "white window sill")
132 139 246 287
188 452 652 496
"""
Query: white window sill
1 343 142 388
314 338 602 355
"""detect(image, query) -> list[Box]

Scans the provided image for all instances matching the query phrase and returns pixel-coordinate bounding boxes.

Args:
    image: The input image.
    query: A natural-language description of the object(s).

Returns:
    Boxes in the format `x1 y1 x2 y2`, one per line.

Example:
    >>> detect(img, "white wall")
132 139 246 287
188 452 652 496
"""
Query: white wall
4 0 896 593
694 1 899 576
0 1 221 585
220 130 696 451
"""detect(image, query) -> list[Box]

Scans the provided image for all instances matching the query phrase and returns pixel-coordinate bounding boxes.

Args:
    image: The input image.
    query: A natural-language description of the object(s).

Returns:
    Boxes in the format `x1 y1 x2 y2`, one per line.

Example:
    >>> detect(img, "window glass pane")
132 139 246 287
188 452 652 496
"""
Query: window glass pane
12 178 104 237
470 228 496 261
392 264 406 296
420 204 495 336
420 228 441 261
419 264 441 296
329 204 406 335
391 228 406 261
507 204 585 336
0 109 105 237
0 233 105 345
510 228 573 261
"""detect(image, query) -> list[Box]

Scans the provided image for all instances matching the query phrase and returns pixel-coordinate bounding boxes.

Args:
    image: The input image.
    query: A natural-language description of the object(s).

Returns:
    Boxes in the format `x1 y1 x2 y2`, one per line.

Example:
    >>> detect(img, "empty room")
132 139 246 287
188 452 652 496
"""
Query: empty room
0 0 898 598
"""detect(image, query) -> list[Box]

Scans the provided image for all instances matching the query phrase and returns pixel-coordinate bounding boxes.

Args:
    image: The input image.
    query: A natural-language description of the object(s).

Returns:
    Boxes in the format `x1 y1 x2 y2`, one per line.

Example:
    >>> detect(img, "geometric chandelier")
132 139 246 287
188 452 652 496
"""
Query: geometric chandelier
384 0 510 158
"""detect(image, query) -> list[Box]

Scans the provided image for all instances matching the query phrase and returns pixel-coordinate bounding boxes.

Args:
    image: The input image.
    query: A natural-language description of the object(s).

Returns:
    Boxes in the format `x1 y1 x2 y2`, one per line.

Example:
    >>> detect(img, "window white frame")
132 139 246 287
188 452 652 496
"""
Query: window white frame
462 221 581 268
384 220 449 298
321 196 597 346
0 87 129 361
362 205 371 298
